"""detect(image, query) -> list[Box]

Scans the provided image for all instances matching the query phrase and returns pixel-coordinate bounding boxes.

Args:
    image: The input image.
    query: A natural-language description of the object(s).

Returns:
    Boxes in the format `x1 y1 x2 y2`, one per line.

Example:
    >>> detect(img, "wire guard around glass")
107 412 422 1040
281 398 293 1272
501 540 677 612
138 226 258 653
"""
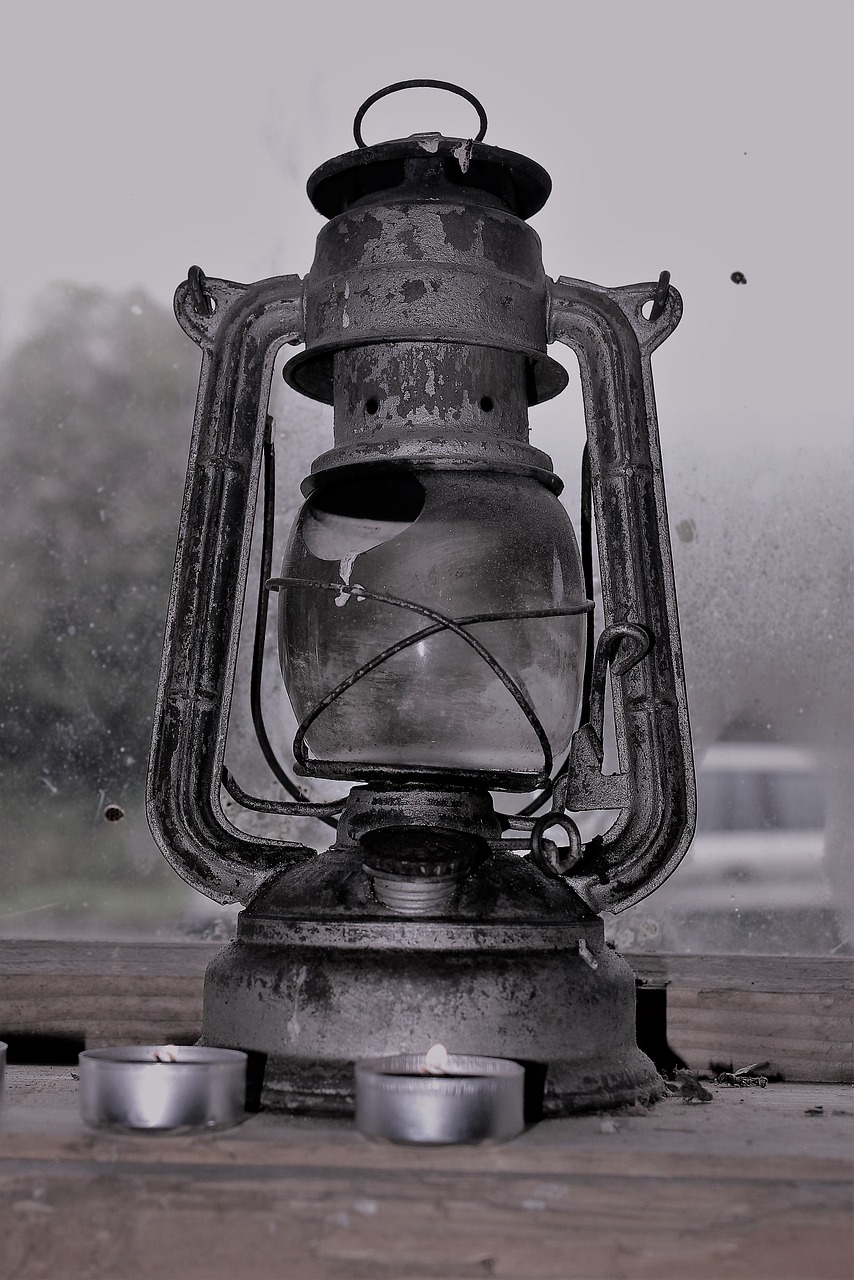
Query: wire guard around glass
268 574 592 790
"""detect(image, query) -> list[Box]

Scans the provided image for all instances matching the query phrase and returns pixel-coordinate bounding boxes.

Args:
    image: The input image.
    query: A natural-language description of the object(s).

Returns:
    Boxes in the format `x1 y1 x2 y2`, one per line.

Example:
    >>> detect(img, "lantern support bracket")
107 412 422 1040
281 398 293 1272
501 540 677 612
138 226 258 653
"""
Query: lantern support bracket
146 272 319 906
549 275 696 914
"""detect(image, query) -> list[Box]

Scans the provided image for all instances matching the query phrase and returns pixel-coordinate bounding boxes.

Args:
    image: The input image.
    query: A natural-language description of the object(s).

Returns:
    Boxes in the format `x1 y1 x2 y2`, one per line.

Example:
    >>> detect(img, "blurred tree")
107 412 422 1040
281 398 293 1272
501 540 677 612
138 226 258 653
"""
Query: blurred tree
0 280 332 932
0 283 198 809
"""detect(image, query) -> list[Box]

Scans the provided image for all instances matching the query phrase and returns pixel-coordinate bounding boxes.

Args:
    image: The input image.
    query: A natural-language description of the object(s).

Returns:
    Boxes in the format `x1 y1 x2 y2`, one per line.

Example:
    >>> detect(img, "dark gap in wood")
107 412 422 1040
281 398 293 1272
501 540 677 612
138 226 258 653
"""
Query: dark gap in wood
2 1033 85 1065
516 1059 548 1124
635 985 688 1078
244 1050 268 1112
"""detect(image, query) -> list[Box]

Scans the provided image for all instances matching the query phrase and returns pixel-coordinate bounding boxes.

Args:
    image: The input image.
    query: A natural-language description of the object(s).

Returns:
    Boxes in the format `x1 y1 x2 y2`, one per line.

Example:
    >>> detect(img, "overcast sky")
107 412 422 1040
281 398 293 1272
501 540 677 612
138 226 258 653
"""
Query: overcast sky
1 0 852 462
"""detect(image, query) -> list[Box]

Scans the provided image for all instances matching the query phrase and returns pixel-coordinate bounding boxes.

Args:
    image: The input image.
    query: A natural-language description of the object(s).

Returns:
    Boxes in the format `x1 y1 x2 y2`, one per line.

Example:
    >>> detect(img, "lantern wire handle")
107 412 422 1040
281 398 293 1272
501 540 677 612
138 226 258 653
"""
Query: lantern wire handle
353 80 488 148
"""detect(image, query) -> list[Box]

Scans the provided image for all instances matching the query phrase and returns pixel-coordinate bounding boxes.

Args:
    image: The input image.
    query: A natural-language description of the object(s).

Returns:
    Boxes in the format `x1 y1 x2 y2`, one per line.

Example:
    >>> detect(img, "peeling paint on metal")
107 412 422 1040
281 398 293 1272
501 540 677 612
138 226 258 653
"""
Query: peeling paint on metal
453 138 474 173
335 551 360 607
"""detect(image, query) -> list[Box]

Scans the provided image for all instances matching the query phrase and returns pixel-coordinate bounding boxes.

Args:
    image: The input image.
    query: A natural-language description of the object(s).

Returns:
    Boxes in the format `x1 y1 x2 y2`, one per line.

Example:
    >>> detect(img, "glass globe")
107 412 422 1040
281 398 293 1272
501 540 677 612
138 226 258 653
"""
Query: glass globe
277 468 585 788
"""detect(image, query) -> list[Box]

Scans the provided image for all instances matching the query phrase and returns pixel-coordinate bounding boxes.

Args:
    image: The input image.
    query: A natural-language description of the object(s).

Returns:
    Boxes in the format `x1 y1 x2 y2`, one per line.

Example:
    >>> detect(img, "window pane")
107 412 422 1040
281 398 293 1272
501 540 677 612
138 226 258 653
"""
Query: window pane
0 0 850 954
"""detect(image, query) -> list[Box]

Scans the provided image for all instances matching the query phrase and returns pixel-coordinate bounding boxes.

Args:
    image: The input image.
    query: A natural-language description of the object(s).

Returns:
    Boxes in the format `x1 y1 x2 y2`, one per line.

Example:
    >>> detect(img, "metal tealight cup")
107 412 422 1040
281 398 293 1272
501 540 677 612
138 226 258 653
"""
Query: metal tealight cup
78 1045 247 1131
355 1051 525 1145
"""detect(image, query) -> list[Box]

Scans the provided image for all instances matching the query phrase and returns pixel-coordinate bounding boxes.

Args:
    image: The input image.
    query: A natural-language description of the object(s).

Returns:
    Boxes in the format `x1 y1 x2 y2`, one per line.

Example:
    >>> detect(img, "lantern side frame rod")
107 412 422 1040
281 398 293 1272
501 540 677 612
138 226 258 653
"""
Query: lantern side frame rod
247 417 341 829
578 442 596 729
515 443 596 820
549 275 696 914
146 273 318 906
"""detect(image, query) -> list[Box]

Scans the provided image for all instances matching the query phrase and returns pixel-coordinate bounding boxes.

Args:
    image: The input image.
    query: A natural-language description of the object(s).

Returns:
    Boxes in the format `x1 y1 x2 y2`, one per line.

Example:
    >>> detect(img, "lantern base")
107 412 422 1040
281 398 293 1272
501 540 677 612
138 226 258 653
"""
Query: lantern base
200 848 664 1117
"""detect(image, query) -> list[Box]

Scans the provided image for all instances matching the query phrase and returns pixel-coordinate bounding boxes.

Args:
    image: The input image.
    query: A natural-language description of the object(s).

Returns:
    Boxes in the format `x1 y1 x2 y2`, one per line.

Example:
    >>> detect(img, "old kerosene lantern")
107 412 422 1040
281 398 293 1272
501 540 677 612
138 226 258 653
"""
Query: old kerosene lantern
147 81 695 1115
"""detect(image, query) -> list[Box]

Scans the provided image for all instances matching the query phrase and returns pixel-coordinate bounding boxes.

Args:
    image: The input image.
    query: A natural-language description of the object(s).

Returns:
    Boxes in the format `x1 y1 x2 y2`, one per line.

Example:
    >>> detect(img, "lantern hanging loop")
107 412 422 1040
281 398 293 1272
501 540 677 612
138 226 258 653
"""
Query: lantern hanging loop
353 79 488 148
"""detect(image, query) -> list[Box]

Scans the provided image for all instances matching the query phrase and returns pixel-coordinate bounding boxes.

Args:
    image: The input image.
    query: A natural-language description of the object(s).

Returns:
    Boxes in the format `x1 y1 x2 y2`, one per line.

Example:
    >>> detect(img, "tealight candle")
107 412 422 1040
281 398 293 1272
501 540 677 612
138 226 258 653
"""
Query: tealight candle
78 1045 247 1131
355 1045 525 1145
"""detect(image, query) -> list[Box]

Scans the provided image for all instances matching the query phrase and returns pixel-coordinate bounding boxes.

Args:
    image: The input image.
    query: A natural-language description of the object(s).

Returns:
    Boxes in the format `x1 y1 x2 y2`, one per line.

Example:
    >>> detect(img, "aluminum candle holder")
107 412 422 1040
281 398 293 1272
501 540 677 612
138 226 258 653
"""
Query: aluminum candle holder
355 1048 525 1145
147 81 695 1117
79 1046 247 1131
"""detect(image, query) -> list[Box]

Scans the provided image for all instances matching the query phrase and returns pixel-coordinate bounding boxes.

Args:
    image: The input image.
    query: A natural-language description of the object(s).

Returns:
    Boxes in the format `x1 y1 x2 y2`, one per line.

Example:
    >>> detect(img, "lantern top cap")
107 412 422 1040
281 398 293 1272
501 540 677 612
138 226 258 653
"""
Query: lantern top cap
307 134 553 221
307 80 551 221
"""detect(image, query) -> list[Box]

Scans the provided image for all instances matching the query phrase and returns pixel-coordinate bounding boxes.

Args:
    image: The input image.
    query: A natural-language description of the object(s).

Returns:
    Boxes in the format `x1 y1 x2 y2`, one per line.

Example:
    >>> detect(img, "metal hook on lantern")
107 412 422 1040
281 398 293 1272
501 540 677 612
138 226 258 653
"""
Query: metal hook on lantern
647 270 671 323
530 812 583 879
187 264 214 317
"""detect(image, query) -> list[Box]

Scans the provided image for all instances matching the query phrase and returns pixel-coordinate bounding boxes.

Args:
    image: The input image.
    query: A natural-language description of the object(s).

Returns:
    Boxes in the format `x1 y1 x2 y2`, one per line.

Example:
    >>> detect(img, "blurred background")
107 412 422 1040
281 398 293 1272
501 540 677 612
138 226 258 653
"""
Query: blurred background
0 0 851 951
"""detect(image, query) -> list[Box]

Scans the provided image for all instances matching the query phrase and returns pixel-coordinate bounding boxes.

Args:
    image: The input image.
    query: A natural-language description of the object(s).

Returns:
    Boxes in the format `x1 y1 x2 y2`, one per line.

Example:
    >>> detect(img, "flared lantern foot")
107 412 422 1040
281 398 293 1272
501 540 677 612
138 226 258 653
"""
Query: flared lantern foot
200 849 664 1118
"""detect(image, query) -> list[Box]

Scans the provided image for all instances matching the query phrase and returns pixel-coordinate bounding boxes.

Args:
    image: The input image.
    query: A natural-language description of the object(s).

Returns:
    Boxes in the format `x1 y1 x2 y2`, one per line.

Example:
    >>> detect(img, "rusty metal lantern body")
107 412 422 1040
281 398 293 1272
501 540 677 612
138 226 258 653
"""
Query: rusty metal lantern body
147 87 695 1115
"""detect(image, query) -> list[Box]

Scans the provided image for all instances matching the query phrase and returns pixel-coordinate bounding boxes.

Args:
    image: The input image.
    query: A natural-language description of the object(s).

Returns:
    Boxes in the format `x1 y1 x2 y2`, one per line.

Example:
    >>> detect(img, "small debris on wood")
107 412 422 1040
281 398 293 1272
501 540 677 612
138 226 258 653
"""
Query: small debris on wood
804 1105 825 1116
599 1117 620 1134
716 1062 769 1088
667 1069 713 1103
711 1059 785 1083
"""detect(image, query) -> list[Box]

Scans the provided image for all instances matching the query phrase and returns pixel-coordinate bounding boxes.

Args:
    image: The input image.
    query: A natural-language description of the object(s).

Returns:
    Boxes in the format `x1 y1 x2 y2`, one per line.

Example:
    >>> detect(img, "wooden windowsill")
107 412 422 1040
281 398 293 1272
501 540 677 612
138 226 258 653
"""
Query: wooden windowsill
1 942 851 1277
0 940 851 1084
1 1066 851 1280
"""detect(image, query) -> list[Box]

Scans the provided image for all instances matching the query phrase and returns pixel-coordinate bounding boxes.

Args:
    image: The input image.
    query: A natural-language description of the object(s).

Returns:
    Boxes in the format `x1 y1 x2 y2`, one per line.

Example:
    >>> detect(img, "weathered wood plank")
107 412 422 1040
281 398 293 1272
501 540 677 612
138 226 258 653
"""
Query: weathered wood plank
632 952 854 993
0 940 219 976
1 1071 851 1280
4 1071 851 1178
0 943 851 1083
1 1160 849 1280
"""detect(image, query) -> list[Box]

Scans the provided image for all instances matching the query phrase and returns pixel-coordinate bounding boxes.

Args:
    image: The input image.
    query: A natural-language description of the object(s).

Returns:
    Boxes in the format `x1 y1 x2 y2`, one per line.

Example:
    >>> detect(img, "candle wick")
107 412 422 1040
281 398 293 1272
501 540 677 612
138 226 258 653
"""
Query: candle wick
422 1044 451 1074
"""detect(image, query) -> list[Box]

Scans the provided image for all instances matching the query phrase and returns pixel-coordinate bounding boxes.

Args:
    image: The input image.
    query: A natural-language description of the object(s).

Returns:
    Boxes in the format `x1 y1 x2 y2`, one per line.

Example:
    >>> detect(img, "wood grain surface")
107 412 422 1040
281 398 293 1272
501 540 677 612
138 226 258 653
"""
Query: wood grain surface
1 1069 851 1280
1 942 850 1083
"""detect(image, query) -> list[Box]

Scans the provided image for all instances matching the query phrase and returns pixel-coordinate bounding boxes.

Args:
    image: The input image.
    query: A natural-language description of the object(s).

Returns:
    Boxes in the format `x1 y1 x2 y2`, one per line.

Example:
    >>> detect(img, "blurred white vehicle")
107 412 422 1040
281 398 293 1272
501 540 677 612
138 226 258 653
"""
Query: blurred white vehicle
606 741 837 955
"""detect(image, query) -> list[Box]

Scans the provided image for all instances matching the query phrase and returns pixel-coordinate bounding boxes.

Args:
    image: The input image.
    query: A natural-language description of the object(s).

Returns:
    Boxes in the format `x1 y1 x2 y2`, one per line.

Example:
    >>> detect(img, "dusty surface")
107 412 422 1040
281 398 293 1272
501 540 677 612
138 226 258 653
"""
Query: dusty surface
1 1068 851 1279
